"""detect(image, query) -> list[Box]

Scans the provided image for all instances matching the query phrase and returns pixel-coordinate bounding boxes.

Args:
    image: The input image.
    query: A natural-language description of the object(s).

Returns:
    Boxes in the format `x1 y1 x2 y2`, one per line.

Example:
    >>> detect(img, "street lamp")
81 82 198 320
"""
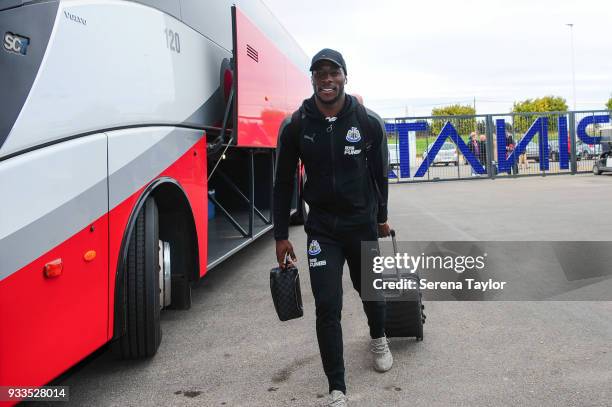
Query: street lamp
566 23 576 111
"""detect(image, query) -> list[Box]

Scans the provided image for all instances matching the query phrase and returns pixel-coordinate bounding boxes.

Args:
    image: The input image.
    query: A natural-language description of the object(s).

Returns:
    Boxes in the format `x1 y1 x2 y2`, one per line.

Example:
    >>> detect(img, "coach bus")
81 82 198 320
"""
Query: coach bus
0 0 311 397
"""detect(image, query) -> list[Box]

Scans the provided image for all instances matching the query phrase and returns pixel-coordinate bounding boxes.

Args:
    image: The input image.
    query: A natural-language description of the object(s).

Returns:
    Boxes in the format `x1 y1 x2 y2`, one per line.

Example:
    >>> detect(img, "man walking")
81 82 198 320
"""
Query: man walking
273 49 392 406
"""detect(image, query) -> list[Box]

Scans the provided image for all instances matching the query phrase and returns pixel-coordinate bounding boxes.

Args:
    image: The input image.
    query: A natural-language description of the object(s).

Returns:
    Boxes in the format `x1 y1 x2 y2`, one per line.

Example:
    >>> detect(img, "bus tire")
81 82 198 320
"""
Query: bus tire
119 198 162 359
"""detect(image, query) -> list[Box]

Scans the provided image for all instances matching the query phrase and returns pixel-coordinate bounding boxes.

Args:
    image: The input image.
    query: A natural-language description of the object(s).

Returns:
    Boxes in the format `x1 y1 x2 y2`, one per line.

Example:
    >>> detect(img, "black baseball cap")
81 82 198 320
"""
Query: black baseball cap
309 48 347 74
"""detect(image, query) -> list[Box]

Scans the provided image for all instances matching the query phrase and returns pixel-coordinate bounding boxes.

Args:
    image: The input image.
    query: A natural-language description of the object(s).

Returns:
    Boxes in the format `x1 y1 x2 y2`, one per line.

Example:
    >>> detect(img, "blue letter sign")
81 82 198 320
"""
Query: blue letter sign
577 114 610 144
497 117 549 172
414 122 485 177
395 122 428 178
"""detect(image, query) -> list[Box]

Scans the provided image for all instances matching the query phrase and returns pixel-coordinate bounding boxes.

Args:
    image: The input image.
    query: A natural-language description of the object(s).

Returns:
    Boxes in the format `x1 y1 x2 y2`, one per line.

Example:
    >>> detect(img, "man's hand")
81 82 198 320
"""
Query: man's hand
276 239 297 269
377 222 391 238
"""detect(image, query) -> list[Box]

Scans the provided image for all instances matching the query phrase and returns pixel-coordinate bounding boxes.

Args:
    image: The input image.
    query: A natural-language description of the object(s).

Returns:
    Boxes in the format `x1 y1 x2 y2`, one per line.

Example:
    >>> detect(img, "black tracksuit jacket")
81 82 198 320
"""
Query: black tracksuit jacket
273 94 389 240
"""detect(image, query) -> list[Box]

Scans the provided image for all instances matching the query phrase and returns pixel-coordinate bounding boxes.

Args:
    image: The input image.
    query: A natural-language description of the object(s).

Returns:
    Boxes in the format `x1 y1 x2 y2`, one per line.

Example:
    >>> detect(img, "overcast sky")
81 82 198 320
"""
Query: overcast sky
263 0 612 118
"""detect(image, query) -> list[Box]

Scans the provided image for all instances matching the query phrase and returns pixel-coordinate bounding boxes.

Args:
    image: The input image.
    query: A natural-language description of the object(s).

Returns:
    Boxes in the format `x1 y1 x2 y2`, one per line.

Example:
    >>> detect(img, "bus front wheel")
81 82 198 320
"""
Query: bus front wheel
118 198 162 359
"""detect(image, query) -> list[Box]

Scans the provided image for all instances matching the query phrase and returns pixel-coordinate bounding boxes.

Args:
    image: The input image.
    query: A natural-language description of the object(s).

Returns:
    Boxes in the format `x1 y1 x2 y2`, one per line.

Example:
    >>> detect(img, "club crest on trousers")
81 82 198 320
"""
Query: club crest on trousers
308 240 322 255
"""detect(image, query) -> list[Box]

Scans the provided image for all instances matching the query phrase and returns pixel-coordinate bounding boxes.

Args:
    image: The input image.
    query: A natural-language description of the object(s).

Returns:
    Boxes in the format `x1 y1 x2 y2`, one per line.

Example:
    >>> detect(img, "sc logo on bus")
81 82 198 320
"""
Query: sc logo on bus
3 32 30 55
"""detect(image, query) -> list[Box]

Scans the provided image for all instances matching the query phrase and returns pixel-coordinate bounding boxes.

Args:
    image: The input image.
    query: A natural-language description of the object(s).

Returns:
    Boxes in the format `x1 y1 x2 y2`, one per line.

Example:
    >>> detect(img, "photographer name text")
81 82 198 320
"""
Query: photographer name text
373 278 507 292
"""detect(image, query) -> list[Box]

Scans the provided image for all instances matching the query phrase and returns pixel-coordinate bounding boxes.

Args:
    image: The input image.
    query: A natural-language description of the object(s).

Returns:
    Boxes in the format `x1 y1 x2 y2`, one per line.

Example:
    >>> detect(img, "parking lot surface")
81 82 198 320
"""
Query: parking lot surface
38 174 612 407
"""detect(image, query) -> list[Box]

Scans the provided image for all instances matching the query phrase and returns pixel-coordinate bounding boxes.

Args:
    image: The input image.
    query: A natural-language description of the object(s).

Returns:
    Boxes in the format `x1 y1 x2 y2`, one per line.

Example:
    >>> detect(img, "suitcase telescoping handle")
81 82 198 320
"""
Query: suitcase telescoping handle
389 229 398 255
384 229 403 297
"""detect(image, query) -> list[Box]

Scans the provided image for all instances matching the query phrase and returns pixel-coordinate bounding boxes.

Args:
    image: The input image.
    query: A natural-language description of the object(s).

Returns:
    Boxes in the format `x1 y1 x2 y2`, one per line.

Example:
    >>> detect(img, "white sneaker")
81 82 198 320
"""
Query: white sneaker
370 336 393 372
327 390 347 407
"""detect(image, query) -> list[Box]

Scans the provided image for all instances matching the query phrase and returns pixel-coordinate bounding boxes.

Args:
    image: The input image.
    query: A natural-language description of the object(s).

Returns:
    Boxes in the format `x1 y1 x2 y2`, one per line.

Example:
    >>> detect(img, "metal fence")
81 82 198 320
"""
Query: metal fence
385 110 612 182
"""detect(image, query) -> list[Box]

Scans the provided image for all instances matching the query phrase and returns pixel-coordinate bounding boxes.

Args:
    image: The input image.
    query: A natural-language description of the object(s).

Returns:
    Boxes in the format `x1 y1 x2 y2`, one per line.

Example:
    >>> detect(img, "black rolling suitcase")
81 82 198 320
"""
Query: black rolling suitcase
383 230 426 340
270 261 303 321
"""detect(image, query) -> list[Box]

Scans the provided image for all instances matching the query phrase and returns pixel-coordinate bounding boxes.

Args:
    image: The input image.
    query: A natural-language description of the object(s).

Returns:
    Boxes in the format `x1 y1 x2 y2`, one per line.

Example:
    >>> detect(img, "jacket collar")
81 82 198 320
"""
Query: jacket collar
301 94 355 122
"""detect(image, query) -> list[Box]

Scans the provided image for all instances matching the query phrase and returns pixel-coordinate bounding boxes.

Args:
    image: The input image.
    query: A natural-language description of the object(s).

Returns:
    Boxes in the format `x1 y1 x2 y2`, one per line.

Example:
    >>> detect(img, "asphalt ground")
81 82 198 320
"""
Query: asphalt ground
35 173 612 407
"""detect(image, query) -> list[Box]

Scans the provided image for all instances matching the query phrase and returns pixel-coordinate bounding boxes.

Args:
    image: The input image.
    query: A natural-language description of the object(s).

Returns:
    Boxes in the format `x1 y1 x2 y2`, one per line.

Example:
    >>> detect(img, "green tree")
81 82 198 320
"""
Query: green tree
430 104 476 137
511 95 568 133
432 104 476 116
512 95 568 113
606 96 612 111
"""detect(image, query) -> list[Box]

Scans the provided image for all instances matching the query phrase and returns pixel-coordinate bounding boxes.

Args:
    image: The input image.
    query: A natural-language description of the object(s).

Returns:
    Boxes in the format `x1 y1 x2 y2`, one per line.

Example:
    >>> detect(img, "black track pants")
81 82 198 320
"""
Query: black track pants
306 222 386 394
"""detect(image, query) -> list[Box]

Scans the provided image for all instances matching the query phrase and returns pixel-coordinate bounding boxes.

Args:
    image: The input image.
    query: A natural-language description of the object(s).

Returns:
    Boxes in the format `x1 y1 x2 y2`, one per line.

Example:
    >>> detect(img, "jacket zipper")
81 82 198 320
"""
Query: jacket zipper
328 122 338 232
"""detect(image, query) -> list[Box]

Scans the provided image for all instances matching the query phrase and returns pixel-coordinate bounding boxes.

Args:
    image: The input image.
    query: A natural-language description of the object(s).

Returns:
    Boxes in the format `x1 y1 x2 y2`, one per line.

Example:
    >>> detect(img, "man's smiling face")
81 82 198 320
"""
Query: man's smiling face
311 61 346 105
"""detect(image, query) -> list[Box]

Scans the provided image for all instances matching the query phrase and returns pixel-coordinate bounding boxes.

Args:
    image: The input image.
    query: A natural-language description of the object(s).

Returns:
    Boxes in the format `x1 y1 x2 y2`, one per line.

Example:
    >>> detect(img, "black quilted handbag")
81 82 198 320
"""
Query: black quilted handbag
270 262 303 321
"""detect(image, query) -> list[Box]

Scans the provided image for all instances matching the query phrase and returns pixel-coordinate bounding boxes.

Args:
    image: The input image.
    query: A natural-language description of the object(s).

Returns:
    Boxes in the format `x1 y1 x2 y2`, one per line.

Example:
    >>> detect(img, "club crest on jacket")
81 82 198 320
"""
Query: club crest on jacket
346 127 361 143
